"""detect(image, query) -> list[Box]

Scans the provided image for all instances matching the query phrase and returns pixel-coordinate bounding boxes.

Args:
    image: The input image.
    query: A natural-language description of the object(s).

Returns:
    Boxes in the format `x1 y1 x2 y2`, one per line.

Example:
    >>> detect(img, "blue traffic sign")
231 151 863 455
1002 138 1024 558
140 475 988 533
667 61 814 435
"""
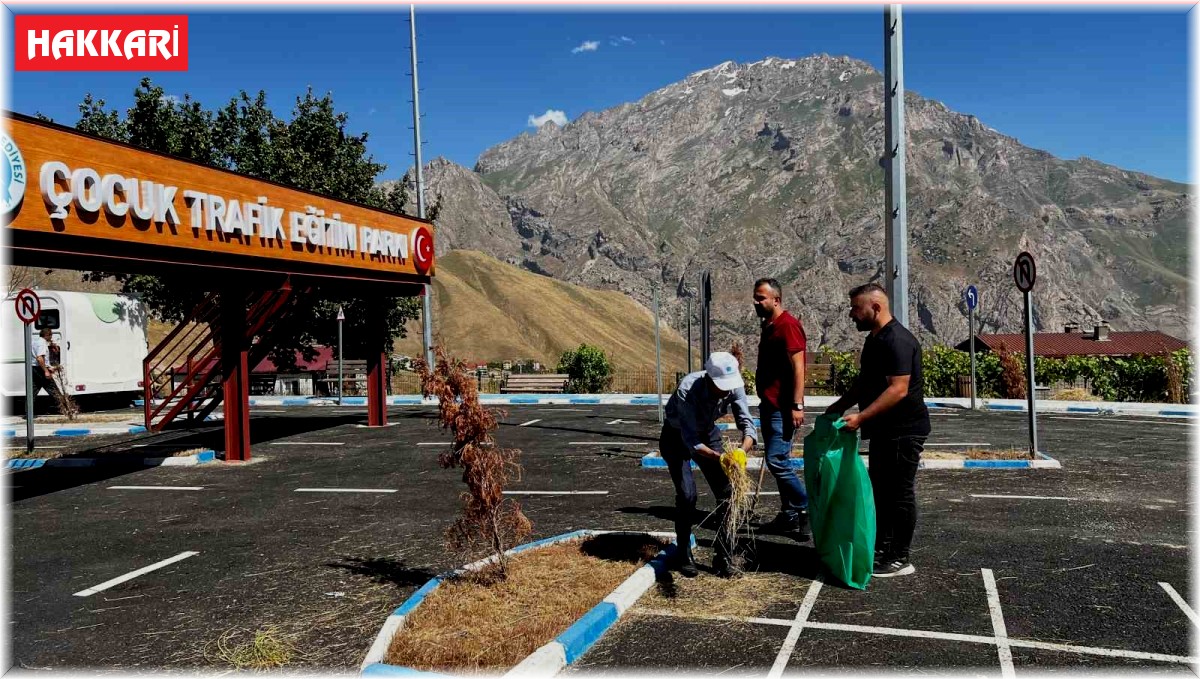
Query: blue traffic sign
965 285 978 311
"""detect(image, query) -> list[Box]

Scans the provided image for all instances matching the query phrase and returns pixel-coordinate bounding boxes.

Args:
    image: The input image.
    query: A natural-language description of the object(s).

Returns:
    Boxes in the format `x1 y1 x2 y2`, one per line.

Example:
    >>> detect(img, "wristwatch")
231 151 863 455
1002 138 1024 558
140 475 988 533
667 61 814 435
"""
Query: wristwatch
791 404 803 411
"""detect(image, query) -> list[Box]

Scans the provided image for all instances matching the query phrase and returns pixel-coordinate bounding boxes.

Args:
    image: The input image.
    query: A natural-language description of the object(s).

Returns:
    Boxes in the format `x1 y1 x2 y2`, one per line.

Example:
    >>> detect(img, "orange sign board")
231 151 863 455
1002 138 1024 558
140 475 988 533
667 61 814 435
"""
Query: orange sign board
2 114 435 279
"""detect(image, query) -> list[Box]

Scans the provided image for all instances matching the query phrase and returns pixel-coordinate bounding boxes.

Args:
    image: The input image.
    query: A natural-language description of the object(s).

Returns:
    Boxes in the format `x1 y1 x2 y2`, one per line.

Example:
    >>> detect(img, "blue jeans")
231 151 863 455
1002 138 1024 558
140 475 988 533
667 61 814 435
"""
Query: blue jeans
760 403 809 516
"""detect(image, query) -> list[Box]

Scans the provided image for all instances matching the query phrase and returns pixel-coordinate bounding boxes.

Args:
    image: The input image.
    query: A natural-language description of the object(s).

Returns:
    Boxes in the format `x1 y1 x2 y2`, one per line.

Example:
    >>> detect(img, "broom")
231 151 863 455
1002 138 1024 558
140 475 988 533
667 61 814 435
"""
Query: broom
719 443 753 557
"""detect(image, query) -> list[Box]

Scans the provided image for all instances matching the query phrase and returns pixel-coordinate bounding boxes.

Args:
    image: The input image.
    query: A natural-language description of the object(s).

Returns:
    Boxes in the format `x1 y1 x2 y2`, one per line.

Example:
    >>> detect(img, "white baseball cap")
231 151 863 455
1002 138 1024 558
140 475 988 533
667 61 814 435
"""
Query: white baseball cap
705 351 744 392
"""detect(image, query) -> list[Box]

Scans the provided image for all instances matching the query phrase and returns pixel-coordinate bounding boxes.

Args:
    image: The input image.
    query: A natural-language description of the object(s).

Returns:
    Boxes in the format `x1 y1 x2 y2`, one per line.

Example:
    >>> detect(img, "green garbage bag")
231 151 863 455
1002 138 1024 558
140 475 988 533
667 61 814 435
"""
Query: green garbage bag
803 413 876 590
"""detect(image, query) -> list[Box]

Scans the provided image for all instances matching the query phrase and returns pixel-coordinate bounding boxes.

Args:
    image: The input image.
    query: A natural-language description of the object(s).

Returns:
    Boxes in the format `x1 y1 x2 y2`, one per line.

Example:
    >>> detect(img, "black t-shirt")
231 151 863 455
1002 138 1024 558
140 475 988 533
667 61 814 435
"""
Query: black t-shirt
856 319 931 439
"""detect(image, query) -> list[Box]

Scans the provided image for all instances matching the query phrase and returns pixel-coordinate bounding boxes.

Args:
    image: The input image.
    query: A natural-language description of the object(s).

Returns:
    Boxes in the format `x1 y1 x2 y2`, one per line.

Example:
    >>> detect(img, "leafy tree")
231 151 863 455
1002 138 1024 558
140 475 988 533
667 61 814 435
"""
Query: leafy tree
73 78 441 369
557 344 614 393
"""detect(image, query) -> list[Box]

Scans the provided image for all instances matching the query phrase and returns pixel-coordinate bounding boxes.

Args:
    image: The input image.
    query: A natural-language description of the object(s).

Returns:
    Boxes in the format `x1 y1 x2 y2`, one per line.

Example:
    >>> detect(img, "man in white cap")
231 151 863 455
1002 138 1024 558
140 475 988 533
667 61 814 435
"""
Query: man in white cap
660 351 757 578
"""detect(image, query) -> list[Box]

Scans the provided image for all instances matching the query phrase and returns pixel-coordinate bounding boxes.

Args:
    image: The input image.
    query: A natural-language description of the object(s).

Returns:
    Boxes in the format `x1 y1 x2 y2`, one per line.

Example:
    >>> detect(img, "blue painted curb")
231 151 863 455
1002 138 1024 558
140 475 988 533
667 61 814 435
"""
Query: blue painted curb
1066 406 1101 413
556 601 619 663
986 404 1025 411
640 452 803 470
569 397 602 404
364 529 676 675
361 665 456 678
393 577 442 617
6 449 218 470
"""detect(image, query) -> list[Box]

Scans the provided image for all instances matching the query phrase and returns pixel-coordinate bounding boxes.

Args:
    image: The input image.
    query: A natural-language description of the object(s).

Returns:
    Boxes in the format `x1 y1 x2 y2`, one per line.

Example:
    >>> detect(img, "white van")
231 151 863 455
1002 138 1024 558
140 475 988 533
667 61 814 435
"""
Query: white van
3 290 148 401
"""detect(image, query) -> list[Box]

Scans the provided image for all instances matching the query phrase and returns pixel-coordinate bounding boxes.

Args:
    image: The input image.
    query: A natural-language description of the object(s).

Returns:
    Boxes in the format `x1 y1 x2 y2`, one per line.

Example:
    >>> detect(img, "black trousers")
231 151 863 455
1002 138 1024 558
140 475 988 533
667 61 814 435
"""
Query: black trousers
659 424 733 560
867 435 925 561
32 369 62 400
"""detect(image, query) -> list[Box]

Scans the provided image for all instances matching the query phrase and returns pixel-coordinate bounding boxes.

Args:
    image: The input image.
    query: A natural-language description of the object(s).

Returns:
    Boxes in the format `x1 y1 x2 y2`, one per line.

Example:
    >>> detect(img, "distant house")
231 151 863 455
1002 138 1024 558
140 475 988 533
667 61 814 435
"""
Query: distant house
172 346 337 396
955 322 1188 358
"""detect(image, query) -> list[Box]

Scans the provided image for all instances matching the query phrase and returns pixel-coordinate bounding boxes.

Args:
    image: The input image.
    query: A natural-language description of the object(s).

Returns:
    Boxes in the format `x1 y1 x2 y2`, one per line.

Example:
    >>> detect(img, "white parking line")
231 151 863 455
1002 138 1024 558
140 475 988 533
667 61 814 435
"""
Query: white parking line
73 551 199 597
502 491 609 496
971 494 1076 501
108 486 205 491
518 419 542 427
633 611 1195 667
925 443 991 447
269 442 345 446
294 488 397 493
417 442 448 446
767 576 822 679
1159 582 1200 628
637 609 1199 664
568 441 649 446
982 568 1016 679
1046 416 1194 426
606 419 638 425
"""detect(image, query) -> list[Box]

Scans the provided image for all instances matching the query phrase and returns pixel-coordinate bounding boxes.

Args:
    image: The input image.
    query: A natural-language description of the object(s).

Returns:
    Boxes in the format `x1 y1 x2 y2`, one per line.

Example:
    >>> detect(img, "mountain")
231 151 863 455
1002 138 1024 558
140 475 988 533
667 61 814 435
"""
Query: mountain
419 54 1190 363
394 250 689 372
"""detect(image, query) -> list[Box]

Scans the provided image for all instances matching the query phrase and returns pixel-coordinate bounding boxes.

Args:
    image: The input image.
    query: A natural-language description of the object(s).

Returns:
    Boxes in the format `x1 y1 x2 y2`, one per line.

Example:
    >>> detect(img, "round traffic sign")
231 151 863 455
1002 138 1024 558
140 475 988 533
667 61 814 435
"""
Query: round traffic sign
14 288 40 325
411 225 434 275
1013 252 1036 293
965 285 979 311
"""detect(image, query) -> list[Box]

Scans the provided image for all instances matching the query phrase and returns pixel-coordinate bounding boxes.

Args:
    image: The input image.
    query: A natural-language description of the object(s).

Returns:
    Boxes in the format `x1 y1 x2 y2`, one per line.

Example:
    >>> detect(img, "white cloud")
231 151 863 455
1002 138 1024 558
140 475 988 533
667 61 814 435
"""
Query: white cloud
609 35 635 47
528 109 568 128
571 40 599 54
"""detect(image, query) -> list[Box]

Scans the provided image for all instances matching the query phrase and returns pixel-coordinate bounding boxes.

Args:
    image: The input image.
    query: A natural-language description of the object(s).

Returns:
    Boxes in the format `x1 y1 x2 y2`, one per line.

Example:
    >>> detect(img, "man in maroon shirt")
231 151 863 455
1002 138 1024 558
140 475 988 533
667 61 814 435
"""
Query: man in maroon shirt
753 278 810 539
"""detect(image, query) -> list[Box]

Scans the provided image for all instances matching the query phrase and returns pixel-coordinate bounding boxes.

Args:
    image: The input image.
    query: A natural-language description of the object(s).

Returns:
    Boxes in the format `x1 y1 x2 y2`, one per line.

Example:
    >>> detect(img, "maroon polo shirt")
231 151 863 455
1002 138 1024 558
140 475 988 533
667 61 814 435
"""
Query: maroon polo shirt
756 310 807 410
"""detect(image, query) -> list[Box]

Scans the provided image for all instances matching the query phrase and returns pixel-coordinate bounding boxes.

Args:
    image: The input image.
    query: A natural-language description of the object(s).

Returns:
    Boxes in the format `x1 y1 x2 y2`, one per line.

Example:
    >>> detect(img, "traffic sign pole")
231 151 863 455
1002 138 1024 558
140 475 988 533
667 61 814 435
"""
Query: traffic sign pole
15 288 42 454
965 285 978 411
969 304 977 411
1014 252 1038 459
24 323 33 454
337 306 345 406
1024 290 1038 458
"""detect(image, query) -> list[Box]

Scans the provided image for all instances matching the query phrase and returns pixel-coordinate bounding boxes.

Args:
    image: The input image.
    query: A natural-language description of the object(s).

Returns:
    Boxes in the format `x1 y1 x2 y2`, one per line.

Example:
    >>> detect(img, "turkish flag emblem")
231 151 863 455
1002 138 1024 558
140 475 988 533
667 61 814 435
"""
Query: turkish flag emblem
411 225 434 274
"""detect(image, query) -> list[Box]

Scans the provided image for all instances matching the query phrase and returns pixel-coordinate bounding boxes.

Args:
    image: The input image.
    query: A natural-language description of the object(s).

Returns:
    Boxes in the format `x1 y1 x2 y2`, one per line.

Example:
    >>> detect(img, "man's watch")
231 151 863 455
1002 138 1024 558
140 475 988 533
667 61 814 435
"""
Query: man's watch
791 404 803 411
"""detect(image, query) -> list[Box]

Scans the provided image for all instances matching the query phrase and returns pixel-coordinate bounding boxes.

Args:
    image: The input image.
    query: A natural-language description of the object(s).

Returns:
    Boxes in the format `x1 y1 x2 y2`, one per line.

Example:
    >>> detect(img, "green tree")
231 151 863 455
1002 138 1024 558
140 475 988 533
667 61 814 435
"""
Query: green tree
75 78 441 369
557 344 614 393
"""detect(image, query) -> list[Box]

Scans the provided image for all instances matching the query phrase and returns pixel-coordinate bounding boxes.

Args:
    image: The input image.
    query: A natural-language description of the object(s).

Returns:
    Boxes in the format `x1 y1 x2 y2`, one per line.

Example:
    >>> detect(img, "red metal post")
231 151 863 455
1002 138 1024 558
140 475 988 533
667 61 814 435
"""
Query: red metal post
366 296 388 427
221 291 251 461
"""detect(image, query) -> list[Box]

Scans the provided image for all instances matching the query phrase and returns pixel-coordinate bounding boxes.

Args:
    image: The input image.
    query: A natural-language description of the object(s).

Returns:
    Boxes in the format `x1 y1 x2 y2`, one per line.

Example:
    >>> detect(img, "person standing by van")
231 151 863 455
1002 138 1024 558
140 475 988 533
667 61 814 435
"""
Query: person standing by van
30 326 64 406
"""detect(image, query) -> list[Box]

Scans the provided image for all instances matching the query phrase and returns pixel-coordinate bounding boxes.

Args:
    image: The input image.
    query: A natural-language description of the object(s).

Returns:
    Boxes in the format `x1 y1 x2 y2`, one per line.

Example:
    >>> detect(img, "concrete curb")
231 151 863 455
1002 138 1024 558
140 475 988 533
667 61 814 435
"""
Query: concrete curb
5 449 217 470
138 394 1196 419
361 529 685 677
2 424 147 438
640 451 802 471
639 450 1060 471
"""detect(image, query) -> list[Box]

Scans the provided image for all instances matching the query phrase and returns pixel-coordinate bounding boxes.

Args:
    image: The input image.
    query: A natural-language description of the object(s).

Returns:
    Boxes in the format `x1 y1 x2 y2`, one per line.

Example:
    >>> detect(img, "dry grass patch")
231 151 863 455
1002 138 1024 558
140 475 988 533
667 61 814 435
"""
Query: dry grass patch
1053 388 1101 401
206 625 302 670
922 448 1032 460
36 412 138 424
385 534 663 673
637 570 809 619
170 447 208 458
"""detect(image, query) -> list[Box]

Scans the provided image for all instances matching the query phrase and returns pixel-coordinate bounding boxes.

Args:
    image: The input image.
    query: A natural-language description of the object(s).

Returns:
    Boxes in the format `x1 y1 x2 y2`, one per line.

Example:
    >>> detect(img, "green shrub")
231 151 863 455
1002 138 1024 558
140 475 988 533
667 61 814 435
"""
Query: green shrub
556 344 614 394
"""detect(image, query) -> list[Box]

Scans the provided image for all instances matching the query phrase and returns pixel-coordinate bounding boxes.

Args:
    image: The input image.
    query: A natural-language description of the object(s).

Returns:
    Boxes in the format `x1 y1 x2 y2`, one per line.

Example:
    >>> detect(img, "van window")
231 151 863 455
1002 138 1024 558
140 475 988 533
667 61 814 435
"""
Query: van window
35 310 60 330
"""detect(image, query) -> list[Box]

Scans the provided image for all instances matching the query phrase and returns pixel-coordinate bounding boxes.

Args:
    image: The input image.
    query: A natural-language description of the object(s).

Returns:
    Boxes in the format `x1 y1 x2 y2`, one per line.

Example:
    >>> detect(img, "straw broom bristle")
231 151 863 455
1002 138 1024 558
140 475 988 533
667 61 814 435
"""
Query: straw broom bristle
719 442 753 556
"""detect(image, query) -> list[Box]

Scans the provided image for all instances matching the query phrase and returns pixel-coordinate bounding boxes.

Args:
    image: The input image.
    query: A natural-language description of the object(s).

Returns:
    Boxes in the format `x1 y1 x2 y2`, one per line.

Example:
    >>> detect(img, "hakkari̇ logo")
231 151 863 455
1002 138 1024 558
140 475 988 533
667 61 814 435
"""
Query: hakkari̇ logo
15 15 188 72
1 131 28 217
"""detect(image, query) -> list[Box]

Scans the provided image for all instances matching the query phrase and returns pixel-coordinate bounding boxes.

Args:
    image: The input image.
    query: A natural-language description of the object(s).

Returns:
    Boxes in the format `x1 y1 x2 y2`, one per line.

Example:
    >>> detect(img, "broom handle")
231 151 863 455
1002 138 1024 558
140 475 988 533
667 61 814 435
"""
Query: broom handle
749 455 769 515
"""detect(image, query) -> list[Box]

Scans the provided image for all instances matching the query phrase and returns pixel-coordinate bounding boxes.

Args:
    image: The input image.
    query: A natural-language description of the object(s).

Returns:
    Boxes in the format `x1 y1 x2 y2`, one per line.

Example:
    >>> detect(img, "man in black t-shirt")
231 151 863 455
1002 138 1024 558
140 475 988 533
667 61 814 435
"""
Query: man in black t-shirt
826 283 930 578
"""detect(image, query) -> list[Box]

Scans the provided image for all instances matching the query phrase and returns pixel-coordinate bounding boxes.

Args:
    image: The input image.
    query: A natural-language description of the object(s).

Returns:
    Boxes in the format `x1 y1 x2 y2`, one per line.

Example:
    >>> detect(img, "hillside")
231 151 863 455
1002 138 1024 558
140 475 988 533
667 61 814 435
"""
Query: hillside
394 250 689 371
413 54 1190 363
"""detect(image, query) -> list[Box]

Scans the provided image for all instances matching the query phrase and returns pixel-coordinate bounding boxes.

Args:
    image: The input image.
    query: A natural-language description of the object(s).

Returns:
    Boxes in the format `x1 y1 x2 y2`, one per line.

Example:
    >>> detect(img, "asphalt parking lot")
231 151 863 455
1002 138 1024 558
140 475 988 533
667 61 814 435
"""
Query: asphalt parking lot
6 404 1194 673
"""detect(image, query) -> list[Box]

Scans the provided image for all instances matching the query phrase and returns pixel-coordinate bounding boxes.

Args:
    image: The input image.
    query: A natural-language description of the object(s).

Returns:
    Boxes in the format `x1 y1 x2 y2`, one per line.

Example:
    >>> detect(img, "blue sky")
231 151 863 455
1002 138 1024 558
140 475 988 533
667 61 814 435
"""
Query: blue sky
6 7 1191 182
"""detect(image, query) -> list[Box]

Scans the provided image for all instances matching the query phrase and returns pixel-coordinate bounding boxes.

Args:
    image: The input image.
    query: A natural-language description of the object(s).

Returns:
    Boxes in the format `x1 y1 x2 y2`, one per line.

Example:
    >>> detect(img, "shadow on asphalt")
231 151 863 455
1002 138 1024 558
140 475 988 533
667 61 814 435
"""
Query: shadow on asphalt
327 556 439 589
8 414 371 502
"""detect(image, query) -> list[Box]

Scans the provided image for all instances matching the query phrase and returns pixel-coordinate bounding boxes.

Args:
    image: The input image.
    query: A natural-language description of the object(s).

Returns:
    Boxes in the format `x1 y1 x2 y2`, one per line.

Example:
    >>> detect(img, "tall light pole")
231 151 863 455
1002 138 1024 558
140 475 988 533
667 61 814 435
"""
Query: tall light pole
409 5 434 370
883 4 909 328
